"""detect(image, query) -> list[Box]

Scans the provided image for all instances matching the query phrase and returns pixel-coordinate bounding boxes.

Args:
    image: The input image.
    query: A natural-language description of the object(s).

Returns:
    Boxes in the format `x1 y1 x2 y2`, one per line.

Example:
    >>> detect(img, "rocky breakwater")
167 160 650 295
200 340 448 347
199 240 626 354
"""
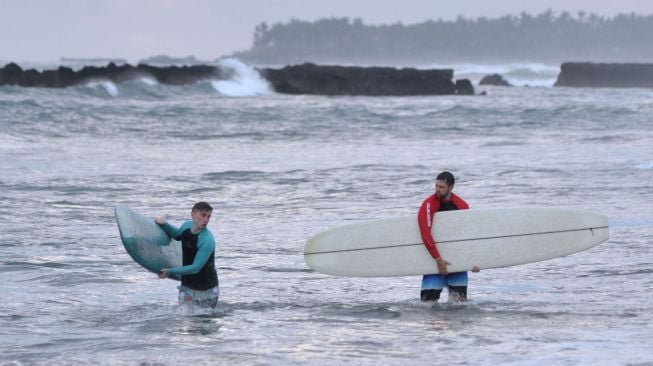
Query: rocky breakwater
555 62 653 88
0 62 219 87
479 74 511 86
1 62 475 95
260 63 474 95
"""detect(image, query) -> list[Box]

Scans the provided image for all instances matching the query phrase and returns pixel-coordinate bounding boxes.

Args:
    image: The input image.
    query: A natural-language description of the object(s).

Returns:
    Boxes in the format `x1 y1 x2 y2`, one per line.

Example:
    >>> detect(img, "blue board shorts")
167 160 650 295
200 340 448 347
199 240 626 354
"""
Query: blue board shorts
421 272 468 291
177 285 220 309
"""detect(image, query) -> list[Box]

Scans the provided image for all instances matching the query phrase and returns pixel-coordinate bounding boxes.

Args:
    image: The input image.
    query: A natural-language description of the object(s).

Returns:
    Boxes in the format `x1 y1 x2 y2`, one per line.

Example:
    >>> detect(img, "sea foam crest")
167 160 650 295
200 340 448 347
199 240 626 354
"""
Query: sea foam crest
212 58 272 97
138 77 158 86
633 162 653 170
426 62 560 87
84 80 119 97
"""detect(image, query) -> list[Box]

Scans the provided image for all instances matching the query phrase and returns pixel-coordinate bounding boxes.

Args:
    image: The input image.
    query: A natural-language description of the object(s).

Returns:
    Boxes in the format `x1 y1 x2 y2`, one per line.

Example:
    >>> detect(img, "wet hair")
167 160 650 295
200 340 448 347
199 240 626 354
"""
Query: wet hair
436 171 455 186
192 201 213 212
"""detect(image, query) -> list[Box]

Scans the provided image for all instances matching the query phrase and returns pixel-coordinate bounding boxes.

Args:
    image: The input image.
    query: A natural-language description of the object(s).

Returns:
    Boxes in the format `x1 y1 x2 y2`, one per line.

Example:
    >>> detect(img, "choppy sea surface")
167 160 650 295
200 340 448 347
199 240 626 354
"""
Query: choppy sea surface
1 62 652 365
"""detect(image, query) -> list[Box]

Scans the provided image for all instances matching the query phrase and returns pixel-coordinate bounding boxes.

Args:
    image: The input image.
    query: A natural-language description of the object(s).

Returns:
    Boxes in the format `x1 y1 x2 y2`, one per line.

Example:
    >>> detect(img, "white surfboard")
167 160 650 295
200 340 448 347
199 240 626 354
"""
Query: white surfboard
114 206 182 280
304 207 609 277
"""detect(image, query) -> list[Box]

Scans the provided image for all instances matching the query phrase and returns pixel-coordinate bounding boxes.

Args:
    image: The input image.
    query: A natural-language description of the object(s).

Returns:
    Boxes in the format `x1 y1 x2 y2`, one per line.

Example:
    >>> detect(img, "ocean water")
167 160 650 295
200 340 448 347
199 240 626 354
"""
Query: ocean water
0 62 652 365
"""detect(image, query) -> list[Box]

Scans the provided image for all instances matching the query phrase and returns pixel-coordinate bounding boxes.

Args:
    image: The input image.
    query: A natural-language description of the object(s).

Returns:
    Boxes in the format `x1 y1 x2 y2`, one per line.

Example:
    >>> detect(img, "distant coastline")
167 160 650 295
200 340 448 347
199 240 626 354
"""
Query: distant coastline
60 57 128 65
233 13 653 65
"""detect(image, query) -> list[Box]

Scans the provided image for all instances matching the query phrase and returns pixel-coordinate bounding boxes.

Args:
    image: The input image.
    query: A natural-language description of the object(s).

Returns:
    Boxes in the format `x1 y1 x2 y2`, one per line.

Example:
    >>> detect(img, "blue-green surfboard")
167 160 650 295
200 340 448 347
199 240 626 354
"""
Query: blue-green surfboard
114 206 182 280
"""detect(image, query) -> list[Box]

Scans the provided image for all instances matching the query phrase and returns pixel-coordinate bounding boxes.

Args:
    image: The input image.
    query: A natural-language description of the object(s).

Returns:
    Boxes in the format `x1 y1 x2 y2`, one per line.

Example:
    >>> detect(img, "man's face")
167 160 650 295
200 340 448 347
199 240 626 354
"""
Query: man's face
191 209 212 230
435 179 452 199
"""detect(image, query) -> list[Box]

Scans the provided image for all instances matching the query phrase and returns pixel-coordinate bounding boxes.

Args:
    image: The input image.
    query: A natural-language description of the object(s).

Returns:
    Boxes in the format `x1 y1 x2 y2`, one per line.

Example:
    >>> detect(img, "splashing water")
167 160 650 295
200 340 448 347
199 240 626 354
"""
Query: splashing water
139 77 158 86
83 80 119 96
212 58 272 96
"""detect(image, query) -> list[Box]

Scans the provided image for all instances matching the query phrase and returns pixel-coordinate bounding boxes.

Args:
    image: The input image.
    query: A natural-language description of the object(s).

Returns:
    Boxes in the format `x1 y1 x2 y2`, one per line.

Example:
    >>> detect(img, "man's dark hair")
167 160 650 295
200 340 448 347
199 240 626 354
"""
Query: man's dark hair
436 171 455 186
192 201 213 212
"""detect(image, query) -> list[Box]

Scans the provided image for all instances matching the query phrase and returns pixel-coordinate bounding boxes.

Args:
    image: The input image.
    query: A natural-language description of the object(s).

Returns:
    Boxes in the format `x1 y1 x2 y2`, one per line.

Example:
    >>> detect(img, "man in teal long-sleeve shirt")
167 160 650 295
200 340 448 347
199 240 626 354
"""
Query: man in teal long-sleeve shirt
155 201 219 309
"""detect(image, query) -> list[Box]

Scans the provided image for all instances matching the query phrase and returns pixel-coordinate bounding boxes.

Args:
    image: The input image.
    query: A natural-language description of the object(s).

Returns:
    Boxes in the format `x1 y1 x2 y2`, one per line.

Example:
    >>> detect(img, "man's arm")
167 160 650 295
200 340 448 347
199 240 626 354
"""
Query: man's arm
155 218 182 241
418 197 449 274
418 197 440 259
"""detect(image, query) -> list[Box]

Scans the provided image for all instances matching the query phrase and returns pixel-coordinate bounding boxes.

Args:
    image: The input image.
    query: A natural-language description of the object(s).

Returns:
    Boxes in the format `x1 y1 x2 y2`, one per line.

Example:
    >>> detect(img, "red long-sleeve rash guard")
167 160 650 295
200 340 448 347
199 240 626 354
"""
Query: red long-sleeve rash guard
417 193 469 259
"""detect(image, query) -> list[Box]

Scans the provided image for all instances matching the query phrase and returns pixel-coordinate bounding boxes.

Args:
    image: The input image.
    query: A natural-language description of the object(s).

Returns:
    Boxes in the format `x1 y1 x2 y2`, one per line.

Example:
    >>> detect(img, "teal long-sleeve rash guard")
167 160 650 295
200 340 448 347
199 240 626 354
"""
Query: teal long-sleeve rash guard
158 221 216 277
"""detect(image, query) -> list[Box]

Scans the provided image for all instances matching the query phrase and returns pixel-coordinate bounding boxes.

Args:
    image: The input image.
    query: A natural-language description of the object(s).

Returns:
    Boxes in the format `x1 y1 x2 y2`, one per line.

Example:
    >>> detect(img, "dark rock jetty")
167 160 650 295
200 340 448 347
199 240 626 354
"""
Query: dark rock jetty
260 63 474 95
0 62 474 95
0 62 219 88
479 74 511 86
555 62 653 88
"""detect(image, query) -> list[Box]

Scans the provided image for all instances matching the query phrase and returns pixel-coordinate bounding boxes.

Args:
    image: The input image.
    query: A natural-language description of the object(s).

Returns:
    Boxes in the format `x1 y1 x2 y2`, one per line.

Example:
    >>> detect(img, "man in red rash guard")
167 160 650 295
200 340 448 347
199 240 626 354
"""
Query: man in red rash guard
418 171 479 302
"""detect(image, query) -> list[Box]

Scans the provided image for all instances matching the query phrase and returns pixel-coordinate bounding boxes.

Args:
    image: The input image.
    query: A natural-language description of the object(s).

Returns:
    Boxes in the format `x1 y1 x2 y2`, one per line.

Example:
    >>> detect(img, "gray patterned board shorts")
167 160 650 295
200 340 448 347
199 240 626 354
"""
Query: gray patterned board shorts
177 285 220 309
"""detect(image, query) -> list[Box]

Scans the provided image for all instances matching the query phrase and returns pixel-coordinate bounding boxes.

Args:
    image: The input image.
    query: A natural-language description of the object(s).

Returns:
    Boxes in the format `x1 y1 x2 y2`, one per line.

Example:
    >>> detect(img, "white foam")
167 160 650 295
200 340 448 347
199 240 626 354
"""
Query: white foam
423 62 560 87
633 162 653 170
139 77 158 86
102 81 119 96
212 58 272 97
85 80 119 96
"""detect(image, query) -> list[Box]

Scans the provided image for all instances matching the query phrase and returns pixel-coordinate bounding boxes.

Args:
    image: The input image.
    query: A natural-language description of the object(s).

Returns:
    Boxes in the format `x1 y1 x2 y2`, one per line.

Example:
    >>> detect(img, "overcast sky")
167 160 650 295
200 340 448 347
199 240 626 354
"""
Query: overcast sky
2 0 652 63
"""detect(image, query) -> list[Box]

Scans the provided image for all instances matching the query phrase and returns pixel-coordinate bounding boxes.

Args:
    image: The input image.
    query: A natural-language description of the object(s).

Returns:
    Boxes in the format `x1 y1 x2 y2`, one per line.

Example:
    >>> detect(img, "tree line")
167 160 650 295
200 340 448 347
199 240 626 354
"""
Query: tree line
233 11 653 65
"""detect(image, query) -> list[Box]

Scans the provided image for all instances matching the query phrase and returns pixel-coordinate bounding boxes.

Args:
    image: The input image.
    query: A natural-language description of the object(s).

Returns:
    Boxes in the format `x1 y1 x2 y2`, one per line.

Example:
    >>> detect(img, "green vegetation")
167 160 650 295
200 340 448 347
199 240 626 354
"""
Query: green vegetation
234 11 653 65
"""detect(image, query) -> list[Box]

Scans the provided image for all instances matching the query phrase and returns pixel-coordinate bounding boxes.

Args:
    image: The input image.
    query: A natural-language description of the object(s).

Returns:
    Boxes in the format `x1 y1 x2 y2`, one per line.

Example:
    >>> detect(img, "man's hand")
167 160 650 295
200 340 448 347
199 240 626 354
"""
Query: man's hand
471 266 480 273
435 257 450 275
158 268 169 279
155 217 166 225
